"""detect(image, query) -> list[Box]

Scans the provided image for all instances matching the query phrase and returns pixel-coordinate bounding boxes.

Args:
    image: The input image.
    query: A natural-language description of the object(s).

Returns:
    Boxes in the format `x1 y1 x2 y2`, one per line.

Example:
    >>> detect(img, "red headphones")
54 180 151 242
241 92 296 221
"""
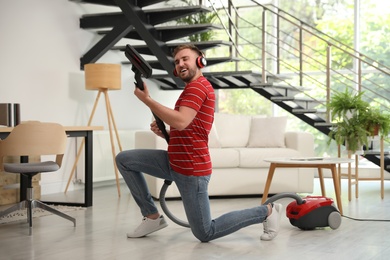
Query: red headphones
173 55 207 77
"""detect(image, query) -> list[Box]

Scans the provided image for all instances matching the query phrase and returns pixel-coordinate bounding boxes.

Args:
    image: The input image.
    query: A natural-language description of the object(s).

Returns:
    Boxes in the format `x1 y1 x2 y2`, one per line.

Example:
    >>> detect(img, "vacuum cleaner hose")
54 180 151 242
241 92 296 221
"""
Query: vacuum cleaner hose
160 178 305 229
262 193 305 205
159 180 190 228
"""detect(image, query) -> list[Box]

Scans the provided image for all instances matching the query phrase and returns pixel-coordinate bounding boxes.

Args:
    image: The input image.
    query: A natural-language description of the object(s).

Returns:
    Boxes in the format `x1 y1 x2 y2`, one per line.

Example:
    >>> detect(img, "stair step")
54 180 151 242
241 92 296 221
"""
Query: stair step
258 83 304 97
80 6 212 28
123 57 238 70
112 40 233 56
149 71 265 90
99 23 223 42
270 96 294 101
314 122 334 127
365 151 390 156
251 74 291 84
71 0 164 8
292 109 318 114
146 5 212 25
207 77 229 88
204 70 262 77
150 70 262 79
295 102 324 111
213 75 248 88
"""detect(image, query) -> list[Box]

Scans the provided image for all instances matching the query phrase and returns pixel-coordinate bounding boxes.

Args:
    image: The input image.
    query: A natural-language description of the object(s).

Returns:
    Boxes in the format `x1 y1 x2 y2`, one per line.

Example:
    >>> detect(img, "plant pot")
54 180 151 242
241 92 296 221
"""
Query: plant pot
345 141 365 155
369 125 380 136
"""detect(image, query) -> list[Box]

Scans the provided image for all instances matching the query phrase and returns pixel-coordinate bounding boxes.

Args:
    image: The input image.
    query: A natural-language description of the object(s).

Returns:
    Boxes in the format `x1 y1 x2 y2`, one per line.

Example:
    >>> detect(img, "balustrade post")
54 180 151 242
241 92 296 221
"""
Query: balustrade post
261 9 267 83
326 44 332 122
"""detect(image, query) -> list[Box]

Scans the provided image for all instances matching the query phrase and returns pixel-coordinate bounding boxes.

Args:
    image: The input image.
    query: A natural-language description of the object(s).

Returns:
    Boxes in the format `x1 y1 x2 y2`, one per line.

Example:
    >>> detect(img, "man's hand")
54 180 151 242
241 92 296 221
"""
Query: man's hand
134 82 150 103
150 120 168 139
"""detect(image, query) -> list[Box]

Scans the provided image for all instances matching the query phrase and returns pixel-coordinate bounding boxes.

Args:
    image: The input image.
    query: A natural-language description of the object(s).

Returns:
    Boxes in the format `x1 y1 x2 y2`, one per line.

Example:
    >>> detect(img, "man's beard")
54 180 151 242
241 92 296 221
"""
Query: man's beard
179 67 197 83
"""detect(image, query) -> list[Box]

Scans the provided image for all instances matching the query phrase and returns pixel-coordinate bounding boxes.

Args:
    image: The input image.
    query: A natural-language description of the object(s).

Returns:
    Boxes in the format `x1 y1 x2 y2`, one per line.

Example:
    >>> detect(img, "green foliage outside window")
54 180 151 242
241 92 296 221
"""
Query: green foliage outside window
217 89 271 116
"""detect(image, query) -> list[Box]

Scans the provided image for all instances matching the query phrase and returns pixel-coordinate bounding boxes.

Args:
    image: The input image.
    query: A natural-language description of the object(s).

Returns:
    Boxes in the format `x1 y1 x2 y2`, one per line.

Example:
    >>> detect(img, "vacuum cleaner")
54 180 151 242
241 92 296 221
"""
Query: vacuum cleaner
160 185 342 230
279 194 342 230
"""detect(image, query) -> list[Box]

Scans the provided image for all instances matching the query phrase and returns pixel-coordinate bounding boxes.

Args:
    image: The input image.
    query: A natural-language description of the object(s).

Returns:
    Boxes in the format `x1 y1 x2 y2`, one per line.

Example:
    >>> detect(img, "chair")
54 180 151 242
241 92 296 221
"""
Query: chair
0 121 76 235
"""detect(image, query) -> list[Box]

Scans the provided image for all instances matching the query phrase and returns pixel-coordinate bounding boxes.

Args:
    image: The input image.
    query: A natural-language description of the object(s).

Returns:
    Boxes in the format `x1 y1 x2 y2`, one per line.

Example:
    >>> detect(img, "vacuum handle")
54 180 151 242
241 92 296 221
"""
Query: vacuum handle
125 44 170 144
153 114 170 143
133 68 144 90
133 68 170 143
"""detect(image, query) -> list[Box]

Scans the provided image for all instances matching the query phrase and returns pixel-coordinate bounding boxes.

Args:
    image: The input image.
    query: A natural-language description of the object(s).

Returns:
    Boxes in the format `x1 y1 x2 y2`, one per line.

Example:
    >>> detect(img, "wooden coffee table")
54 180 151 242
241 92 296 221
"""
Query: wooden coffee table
262 157 354 215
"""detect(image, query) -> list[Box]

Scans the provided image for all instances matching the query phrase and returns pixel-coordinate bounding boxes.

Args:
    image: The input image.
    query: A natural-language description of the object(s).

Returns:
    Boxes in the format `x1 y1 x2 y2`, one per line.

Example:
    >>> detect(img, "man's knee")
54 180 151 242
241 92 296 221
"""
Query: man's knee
115 151 124 165
192 228 212 242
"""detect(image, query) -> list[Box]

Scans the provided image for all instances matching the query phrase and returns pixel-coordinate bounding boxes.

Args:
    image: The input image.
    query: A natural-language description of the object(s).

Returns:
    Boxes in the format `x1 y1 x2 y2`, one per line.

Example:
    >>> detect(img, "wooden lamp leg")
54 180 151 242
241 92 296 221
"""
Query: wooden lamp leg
102 89 122 197
106 92 123 152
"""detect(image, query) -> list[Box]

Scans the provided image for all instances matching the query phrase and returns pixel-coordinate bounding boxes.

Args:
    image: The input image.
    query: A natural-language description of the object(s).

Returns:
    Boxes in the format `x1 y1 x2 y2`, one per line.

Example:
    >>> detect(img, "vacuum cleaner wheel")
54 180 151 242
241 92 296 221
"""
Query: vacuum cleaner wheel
328 211 342 229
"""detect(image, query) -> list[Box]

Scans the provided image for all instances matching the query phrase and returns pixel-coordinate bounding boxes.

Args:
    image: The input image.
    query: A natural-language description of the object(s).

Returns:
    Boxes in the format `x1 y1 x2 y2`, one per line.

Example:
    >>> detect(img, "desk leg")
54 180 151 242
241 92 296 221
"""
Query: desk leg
261 163 276 204
84 130 93 207
330 164 343 215
19 156 29 201
317 168 326 197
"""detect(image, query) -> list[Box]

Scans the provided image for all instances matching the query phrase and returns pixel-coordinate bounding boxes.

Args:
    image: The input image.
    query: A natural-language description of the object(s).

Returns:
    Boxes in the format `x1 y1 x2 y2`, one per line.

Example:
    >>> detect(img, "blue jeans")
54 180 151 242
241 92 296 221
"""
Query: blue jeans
116 149 269 242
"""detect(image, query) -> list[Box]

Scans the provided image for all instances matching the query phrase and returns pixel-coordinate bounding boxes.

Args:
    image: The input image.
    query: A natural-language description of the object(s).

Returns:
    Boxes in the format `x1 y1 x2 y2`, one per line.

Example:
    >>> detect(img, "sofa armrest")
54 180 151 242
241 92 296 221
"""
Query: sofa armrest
134 130 168 150
285 131 314 157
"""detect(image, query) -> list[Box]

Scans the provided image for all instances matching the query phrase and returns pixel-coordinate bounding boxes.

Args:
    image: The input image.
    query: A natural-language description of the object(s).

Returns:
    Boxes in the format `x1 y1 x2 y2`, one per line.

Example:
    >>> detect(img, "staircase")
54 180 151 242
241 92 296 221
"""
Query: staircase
71 0 390 172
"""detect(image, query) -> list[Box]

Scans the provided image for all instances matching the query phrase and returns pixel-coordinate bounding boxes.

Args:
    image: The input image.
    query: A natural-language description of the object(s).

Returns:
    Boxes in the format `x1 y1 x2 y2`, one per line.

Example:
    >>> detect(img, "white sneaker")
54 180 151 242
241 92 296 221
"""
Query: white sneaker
127 215 168 238
260 203 283 241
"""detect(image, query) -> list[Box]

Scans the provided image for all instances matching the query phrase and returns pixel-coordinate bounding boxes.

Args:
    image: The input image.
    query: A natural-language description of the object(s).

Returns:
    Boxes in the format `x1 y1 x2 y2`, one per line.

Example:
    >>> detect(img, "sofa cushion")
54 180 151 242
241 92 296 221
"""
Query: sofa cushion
214 113 251 148
237 147 301 168
247 116 287 148
208 123 221 148
210 148 240 168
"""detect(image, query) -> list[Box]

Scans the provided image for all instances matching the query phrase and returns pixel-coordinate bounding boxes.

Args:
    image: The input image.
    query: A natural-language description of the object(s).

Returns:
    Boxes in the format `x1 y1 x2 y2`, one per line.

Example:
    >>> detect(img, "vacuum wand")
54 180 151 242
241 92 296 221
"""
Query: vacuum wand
125 44 170 143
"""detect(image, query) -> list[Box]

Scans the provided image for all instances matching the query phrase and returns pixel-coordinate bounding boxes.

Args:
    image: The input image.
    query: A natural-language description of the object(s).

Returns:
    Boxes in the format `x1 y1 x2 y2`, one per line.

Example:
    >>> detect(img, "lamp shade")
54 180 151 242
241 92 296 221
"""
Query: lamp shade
84 63 121 90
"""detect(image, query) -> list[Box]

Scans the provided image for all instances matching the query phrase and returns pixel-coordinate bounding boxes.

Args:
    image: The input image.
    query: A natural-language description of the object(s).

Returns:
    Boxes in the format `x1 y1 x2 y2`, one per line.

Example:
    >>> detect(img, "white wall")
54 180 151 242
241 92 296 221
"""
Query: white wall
0 0 180 194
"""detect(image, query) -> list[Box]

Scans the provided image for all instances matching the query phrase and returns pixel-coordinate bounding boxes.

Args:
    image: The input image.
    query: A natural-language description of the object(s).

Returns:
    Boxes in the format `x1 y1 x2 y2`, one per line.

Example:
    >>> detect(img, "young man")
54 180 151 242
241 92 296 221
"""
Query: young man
115 44 283 242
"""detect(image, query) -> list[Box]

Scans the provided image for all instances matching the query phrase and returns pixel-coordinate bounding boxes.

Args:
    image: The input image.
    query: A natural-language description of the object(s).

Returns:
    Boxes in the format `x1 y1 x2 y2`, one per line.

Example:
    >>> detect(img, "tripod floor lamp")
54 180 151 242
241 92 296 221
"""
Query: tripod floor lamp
65 63 123 197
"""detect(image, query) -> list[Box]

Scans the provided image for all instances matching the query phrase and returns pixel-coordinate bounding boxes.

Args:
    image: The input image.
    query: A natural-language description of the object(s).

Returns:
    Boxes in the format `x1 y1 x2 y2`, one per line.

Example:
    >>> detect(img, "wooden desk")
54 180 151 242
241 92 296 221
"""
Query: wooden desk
262 158 354 215
0 126 103 207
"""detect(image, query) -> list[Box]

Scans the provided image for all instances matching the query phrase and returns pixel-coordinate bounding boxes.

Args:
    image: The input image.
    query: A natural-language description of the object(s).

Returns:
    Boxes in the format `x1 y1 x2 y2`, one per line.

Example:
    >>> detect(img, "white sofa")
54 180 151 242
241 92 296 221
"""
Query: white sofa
134 113 315 199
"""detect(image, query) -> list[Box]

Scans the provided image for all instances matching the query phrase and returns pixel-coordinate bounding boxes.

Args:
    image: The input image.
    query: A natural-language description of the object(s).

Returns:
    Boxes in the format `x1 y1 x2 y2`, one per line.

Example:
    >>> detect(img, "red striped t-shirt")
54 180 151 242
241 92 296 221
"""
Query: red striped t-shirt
168 76 215 176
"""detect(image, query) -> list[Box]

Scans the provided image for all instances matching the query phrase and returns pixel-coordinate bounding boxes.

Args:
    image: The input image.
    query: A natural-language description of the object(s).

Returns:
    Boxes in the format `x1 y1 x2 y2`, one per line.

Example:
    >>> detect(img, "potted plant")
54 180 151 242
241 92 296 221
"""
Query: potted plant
327 89 390 153
328 114 370 153
327 88 368 121
361 108 390 137
327 89 370 153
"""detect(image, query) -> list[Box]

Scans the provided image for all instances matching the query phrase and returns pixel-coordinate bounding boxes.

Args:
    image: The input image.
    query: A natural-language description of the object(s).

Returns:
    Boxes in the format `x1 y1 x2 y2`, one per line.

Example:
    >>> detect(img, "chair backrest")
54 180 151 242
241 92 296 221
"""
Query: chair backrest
0 121 67 170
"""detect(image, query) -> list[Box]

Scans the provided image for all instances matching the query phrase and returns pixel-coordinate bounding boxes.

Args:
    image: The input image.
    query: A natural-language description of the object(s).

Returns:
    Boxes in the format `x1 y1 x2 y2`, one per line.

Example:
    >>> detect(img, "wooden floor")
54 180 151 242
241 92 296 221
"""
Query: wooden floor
1 178 390 260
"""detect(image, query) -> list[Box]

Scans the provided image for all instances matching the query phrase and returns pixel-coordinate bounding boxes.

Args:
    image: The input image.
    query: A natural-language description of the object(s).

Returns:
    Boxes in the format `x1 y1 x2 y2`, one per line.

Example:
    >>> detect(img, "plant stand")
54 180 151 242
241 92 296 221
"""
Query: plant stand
338 136 386 201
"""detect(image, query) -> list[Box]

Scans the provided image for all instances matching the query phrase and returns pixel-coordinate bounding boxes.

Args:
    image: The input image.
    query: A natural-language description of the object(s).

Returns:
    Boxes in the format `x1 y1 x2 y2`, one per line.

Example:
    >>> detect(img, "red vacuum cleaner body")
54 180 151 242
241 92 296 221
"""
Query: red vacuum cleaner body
286 195 342 230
